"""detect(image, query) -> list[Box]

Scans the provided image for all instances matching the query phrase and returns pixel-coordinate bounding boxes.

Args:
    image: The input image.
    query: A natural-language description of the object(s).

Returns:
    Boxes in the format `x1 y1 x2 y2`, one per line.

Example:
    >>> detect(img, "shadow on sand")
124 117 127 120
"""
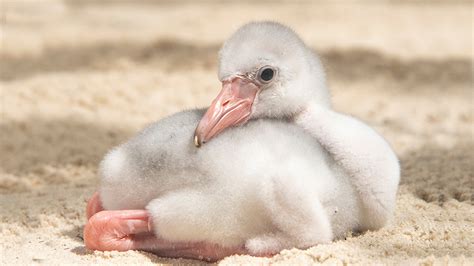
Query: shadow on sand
1 39 471 92
0 117 133 175
400 142 473 205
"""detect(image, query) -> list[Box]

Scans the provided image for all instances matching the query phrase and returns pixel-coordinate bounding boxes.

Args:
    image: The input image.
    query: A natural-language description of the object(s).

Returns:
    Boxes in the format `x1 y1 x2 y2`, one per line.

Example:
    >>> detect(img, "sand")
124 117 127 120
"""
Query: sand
1 0 472 265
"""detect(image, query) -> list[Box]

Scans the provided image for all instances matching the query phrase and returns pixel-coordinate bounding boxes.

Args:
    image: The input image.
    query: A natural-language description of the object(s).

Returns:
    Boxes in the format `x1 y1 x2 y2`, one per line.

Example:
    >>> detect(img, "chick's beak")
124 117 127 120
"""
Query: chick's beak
194 77 259 147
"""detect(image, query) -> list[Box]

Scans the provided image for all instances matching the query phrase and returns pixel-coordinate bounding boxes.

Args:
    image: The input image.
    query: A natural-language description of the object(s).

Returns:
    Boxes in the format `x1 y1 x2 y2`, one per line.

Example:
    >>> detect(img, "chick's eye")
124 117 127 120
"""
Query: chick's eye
258 67 275 82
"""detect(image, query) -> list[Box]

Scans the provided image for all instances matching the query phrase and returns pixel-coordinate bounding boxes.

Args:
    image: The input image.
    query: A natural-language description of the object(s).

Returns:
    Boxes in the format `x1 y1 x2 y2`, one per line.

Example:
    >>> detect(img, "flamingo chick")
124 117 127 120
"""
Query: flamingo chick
84 22 400 262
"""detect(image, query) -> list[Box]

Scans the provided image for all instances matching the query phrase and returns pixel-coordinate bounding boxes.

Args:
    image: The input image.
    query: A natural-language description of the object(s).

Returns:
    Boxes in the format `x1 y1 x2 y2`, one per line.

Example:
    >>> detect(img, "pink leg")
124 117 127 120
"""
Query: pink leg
84 210 248 261
84 192 254 261
86 191 104 220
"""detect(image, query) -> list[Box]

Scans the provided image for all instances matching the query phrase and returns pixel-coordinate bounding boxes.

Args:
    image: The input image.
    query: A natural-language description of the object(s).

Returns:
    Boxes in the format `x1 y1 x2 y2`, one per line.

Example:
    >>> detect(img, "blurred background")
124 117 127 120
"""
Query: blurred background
1 0 472 264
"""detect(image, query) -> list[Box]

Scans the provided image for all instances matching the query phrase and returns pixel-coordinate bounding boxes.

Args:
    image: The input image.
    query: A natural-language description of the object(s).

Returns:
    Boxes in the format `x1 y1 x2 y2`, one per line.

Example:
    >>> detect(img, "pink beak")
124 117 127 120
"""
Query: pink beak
194 77 259 147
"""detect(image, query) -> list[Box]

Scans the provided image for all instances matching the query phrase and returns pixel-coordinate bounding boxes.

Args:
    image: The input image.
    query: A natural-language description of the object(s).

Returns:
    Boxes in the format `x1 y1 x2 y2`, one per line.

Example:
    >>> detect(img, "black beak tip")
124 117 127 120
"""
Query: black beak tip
194 135 202 148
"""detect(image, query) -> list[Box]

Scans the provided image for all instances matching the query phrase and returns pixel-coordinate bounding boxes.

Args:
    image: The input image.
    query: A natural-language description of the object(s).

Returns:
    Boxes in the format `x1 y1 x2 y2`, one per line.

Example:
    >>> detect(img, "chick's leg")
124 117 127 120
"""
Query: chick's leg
84 192 246 262
86 191 104 219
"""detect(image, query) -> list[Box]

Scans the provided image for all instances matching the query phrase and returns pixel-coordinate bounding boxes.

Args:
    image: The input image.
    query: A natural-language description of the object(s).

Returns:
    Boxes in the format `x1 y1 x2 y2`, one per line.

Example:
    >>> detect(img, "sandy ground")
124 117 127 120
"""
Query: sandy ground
1 0 473 265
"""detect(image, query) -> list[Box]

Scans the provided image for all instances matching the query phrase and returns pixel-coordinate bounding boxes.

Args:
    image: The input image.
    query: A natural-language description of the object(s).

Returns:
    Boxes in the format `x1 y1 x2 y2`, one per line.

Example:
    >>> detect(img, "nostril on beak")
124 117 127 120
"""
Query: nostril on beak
222 100 230 107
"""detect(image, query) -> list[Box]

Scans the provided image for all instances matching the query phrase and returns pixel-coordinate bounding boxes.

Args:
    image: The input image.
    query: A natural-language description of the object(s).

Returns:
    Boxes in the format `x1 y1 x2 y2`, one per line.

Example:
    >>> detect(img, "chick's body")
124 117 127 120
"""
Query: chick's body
99 109 359 247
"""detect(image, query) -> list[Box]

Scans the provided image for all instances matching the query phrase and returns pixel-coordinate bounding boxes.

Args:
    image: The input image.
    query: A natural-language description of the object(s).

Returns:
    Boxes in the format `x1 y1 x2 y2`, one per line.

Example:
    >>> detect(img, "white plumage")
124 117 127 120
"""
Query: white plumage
98 21 400 255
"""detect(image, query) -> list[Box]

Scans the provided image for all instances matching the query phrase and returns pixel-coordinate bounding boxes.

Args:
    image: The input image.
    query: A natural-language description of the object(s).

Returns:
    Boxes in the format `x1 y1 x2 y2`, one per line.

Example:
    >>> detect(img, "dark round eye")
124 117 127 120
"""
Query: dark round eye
258 67 275 83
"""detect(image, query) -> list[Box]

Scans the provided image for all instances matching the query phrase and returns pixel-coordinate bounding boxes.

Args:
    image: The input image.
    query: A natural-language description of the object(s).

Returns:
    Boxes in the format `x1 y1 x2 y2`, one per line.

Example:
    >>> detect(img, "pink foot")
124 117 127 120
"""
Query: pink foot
84 210 152 251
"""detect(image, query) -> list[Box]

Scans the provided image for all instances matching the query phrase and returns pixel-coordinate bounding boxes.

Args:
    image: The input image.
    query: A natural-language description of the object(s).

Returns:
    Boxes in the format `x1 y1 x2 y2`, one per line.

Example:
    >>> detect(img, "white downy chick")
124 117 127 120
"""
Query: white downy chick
98 21 400 255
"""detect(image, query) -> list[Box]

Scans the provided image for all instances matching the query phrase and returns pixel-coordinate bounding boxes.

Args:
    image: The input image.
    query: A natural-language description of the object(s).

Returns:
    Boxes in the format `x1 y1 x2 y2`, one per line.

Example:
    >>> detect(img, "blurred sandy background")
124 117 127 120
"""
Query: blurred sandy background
1 0 472 264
